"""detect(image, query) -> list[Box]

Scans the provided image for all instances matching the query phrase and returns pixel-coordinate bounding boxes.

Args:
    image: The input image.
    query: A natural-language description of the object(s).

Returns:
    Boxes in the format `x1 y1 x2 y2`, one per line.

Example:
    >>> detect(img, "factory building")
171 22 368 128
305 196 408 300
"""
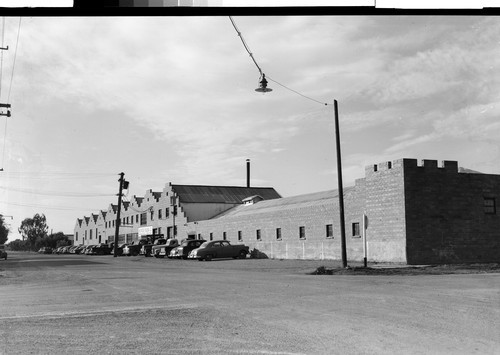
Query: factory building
75 158 500 264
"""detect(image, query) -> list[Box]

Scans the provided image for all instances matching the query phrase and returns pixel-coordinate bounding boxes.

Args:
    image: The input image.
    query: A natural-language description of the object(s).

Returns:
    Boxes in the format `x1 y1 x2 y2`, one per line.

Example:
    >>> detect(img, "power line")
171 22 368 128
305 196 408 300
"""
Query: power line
0 185 115 197
1 200 103 212
1 17 21 170
7 17 21 103
1 171 117 180
228 16 330 106
0 17 4 101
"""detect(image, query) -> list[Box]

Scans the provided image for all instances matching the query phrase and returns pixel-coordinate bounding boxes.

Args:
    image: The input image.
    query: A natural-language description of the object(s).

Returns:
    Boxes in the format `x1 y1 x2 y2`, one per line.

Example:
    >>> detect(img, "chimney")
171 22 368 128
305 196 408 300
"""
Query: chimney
246 159 250 188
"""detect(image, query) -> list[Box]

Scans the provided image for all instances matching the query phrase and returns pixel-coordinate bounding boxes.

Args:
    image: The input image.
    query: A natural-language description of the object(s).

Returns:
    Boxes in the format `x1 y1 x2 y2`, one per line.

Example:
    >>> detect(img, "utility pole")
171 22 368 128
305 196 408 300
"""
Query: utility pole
113 172 124 257
334 100 348 268
171 195 177 239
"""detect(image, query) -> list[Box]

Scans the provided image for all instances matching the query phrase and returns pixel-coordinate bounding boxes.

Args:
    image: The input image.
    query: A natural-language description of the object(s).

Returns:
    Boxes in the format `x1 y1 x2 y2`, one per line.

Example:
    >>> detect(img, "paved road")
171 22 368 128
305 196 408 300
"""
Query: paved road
0 253 498 354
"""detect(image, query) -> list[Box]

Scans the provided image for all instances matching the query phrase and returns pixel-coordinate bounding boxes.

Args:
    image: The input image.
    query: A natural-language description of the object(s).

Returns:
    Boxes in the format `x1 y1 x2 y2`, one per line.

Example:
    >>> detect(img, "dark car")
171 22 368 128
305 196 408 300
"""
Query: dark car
111 243 128 256
0 244 7 260
123 240 147 256
169 239 206 259
151 238 179 258
89 244 112 255
188 240 249 261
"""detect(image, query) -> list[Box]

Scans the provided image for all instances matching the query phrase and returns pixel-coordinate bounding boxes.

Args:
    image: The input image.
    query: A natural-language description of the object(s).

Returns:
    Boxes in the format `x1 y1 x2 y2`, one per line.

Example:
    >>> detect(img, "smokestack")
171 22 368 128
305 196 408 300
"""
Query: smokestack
246 159 250 188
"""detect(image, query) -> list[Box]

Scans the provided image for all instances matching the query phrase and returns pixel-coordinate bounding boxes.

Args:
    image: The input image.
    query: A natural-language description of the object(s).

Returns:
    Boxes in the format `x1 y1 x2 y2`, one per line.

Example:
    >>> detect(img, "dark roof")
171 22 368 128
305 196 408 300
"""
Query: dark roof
212 188 354 219
171 185 281 204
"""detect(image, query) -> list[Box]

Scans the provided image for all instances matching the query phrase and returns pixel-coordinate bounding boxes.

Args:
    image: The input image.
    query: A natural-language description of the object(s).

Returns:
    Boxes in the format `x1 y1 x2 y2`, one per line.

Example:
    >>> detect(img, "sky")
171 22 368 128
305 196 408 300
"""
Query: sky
0 15 499 241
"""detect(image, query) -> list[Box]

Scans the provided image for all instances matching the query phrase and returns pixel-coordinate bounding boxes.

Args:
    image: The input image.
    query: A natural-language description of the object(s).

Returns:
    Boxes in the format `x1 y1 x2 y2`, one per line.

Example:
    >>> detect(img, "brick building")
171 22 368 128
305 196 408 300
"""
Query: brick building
74 158 500 264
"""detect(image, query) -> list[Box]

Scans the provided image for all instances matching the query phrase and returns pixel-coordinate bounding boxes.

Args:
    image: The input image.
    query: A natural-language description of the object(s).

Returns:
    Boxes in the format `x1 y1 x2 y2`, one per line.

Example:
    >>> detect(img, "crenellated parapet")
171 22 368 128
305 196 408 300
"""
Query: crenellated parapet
366 158 459 177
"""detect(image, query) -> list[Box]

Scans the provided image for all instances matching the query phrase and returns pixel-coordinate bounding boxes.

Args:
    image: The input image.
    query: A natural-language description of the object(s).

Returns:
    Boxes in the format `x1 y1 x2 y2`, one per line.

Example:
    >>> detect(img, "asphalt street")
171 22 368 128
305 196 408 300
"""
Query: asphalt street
0 252 498 354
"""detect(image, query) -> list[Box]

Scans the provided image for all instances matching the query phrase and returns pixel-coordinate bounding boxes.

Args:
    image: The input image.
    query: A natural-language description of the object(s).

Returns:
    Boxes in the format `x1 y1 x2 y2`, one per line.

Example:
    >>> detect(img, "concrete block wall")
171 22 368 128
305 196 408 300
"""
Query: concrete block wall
403 159 500 264
191 186 366 261
364 159 407 262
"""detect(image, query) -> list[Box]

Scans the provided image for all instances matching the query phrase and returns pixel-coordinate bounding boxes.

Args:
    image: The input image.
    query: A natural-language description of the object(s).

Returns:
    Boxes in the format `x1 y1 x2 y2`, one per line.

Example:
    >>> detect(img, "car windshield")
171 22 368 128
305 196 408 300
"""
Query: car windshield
199 242 209 248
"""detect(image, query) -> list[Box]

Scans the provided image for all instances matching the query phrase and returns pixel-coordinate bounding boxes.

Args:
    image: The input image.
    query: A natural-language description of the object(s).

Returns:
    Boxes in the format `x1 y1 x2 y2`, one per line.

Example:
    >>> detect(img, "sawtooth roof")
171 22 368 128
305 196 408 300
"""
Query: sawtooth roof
171 185 281 204
212 187 354 219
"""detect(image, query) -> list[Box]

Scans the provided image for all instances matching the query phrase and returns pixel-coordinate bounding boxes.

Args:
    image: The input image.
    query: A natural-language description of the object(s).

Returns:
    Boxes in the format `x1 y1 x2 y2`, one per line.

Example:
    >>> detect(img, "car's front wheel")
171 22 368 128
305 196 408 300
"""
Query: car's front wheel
239 251 247 259
204 254 213 261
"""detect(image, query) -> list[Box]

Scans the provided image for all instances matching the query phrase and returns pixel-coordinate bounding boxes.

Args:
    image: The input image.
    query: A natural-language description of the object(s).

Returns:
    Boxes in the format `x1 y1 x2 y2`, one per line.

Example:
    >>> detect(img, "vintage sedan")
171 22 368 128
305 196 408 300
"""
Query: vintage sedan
151 238 179 258
169 239 206 259
187 240 249 261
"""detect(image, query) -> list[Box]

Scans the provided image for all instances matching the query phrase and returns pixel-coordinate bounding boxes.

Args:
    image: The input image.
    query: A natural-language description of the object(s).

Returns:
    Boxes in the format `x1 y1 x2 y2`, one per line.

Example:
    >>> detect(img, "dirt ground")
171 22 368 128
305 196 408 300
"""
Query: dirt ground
0 252 499 354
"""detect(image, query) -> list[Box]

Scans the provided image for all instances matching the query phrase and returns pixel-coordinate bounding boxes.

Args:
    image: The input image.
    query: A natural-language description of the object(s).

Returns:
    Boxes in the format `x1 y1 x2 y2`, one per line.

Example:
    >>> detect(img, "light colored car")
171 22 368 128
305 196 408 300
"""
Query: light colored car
0 244 7 260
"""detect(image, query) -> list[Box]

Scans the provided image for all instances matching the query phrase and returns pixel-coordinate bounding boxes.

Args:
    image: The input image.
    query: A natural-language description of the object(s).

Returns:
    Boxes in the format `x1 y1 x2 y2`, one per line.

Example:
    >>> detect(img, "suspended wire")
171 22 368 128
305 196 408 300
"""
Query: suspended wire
0 185 115 198
1 17 21 170
228 16 330 107
266 75 328 106
7 17 21 103
229 16 262 76
2 200 103 212
0 17 4 101
1 171 117 180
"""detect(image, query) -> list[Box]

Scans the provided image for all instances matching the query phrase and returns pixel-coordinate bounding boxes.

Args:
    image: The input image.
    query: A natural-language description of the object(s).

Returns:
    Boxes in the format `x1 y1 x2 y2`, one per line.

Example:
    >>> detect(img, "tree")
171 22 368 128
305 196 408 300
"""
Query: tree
0 215 9 245
18 213 49 250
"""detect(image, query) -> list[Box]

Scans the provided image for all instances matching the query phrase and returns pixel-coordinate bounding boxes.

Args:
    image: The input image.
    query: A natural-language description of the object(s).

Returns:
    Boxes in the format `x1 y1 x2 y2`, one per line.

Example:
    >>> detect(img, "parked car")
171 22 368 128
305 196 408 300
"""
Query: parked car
72 245 85 254
123 240 147 256
151 238 179 258
82 245 95 255
109 243 128 256
169 239 206 259
88 244 112 255
38 247 53 254
140 237 168 257
0 244 7 260
188 240 249 261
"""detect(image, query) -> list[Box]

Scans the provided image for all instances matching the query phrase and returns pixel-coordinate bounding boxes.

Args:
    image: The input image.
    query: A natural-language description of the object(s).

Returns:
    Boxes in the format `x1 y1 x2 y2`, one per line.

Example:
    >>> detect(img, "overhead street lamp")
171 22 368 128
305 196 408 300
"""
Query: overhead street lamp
255 87 348 267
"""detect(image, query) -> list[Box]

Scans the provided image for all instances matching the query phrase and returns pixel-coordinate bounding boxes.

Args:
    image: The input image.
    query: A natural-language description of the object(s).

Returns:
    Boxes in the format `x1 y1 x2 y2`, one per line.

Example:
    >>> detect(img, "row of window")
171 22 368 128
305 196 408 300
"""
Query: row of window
204 223 361 242
102 207 178 229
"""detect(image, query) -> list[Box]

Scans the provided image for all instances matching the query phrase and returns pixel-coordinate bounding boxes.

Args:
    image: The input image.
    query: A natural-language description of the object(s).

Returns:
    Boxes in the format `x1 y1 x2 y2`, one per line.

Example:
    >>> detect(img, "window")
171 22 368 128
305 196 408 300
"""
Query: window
299 226 306 240
75 232 78 241
85 230 87 240
90 229 93 240
256 229 261 241
140 213 147 226
136 214 139 223
166 208 170 218
158 209 162 220
326 224 333 238
484 198 496 214
150 210 154 221
209 232 213 241
276 228 282 241
223 232 227 240
352 222 360 237
238 231 242 241
130 217 133 225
